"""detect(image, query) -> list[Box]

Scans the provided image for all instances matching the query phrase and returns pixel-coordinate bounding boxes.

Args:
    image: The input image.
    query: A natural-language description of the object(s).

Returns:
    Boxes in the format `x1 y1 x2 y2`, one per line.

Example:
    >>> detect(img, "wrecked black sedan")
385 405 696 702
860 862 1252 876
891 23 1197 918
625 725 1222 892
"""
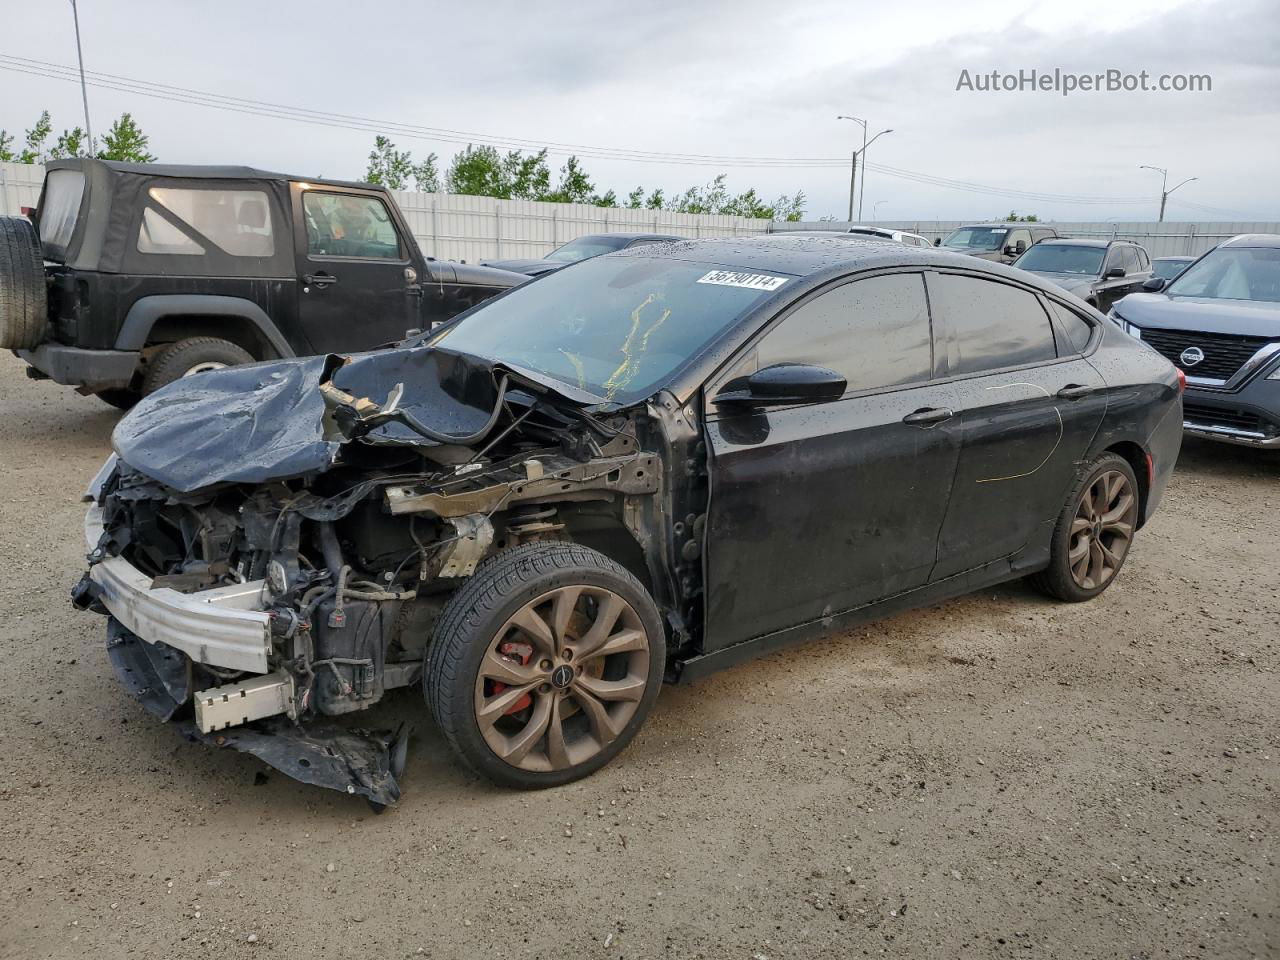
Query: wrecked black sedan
75 236 1183 803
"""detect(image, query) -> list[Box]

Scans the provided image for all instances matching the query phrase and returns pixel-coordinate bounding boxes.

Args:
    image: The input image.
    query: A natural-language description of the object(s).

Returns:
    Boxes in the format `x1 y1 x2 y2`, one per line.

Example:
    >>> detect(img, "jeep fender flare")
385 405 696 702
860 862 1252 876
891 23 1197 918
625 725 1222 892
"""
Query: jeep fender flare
116 295 295 358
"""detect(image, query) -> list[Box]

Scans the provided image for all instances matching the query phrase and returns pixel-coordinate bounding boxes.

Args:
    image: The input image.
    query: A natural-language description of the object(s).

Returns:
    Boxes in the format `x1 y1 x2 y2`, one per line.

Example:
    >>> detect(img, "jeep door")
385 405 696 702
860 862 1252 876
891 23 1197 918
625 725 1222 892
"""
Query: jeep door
291 186 418 353
702 271 962 652
926 272 1107 580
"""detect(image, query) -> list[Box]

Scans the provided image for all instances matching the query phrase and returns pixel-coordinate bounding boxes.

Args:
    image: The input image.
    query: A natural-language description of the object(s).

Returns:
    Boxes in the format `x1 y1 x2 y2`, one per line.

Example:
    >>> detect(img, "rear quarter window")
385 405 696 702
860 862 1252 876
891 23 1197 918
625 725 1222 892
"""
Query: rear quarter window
137 186 275 257
1047 301 1095 353
38 169 86 254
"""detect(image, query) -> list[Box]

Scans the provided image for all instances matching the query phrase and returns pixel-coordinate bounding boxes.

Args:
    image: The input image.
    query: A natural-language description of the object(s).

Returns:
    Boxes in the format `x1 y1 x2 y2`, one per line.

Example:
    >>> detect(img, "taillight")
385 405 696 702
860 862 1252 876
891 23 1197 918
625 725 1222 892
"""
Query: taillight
1175 367 1186 394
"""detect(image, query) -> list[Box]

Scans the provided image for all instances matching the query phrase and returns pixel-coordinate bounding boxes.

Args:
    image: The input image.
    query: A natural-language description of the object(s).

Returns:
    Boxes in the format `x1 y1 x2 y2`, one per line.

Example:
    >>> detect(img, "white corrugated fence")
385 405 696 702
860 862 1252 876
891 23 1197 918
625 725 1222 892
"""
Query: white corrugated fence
4 161 1275 261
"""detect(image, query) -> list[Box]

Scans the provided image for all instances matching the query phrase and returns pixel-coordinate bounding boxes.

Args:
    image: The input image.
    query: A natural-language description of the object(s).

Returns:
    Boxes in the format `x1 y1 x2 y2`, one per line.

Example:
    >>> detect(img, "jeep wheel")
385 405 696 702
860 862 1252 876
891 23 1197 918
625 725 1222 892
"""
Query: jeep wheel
0 215 47 350
427 542 665 789
141 337 254 395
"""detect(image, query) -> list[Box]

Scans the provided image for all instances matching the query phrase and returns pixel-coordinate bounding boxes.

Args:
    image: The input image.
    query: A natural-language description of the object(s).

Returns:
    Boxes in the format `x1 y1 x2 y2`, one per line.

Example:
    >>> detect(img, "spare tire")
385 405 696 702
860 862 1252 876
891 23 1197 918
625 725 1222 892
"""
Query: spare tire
0 215 47 350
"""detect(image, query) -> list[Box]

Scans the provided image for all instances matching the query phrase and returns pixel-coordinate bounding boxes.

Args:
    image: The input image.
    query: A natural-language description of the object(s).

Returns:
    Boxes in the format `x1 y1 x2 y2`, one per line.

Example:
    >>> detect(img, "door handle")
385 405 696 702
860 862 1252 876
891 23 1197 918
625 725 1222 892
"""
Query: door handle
902 406 954 426
1056 384 1094 400
304 273 338 288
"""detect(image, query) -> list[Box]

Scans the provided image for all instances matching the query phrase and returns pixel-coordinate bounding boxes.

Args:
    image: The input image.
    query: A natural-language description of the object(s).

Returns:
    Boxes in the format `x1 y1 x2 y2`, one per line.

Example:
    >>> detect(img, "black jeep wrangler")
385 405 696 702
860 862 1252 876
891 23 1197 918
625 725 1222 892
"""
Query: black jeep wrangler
1 159 525 408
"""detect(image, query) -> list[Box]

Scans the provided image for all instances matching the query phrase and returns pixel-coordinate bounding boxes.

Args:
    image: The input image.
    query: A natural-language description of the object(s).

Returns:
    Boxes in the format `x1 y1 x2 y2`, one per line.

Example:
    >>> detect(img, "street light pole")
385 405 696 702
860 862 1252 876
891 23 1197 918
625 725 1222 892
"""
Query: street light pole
873 201 888 221
1140 165 1197 223
69 0 94 154
836 115 866 223
837 117 893 224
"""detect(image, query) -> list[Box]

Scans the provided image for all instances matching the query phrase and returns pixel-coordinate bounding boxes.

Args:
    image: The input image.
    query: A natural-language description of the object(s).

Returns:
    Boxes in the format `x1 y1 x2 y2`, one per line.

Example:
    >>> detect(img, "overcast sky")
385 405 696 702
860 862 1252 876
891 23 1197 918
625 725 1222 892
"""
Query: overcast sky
3 0 1277 222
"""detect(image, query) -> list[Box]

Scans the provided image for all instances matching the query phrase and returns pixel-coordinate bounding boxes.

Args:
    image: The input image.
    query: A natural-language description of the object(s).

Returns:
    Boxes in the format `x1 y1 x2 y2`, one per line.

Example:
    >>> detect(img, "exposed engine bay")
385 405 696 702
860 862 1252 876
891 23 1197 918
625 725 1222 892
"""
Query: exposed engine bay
74 345 707 804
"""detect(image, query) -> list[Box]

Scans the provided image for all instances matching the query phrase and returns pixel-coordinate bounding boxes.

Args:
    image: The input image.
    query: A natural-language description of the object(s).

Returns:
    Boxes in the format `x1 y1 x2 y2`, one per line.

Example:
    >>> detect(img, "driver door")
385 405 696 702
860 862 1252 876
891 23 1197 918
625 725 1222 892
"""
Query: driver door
292 186 418 353
702 271 962 653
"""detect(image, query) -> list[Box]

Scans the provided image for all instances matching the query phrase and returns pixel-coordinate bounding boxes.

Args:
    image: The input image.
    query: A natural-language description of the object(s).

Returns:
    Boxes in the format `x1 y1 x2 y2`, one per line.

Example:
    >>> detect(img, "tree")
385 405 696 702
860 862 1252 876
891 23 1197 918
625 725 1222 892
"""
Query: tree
1003 211 1039 222
18 111 52 164
447 144 508 197
626 186 645 209
544 156 595 204
412 154 441 192
97 113 155 162
365 135 415 189
0 129 14 162
50 126 89 160
501 148 551 200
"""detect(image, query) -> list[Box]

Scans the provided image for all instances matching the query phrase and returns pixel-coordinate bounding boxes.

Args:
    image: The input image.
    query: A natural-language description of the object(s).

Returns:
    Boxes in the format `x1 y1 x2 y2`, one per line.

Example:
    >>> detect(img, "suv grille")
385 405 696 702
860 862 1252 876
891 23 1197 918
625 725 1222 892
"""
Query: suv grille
1139 328 1273 381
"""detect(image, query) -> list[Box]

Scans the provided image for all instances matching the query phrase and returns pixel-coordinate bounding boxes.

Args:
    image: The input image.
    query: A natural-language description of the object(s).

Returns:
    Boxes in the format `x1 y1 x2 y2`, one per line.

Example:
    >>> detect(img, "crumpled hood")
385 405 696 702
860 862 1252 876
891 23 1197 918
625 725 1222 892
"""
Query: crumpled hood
1112 292 1280 337
111 345 602 493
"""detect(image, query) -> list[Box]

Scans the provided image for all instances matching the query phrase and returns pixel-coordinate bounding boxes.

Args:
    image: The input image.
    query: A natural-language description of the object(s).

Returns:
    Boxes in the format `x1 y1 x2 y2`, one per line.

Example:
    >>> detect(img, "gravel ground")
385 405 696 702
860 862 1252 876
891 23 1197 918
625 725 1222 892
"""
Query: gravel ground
0 350 1276 960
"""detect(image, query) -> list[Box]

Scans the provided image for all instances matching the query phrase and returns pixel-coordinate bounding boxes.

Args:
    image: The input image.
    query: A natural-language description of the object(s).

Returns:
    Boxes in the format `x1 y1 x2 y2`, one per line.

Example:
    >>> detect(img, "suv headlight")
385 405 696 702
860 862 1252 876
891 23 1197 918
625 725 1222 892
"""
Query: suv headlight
1108 309 1140 337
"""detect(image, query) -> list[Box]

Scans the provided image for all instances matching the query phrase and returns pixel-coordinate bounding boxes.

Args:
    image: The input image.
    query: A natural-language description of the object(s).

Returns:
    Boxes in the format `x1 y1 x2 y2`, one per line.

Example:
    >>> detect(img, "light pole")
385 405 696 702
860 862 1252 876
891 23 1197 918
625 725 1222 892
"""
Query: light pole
873 200 888 222
69 0 94 154
1140 165 1198 223
836 116 866 222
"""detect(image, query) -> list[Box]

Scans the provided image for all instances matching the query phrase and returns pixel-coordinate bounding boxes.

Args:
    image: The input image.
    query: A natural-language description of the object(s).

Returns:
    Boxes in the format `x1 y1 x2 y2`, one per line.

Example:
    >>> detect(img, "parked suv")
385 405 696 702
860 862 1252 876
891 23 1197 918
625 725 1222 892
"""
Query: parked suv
0 159 525 408
939 223 1059 263
1012 238 1153 312
1110 234 1280 449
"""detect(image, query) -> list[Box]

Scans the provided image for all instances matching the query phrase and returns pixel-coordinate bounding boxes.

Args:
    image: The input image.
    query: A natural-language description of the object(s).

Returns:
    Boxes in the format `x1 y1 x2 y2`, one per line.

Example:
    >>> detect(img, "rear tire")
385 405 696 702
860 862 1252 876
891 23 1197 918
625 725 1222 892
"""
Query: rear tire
141 337 253 395
426 541 665 789
1030 452 1140 602
0 215 47 350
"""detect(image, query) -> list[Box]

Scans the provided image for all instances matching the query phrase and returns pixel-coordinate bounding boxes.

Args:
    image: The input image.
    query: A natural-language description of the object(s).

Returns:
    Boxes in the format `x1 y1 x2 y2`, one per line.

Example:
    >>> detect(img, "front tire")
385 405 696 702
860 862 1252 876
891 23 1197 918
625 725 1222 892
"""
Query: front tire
1031 452 1140 602
141 337 253 395
427 541 665 789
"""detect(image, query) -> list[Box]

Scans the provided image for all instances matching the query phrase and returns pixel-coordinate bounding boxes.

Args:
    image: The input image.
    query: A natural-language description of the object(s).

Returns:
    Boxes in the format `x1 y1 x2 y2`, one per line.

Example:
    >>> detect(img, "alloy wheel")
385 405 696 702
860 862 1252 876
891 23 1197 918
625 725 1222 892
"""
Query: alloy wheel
1068 469 1137 590
473 585 651 773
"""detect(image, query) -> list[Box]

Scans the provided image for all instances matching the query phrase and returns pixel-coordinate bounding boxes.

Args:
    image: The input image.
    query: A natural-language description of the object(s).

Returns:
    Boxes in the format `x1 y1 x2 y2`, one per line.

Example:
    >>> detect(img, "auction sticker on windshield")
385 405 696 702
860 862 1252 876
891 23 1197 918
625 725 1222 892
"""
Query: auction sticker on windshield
696 270 789 291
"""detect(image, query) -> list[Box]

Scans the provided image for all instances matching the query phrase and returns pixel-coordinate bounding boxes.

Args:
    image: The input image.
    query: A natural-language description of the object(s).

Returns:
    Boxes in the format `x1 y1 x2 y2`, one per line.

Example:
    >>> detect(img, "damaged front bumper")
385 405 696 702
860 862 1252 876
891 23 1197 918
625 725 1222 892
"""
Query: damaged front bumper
80 457 408 805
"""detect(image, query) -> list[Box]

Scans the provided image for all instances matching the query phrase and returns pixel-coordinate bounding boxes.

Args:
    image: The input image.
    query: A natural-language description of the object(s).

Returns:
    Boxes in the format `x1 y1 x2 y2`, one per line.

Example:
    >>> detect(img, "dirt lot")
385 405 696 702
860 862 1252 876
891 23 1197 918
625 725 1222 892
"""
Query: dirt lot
0 350 1276 960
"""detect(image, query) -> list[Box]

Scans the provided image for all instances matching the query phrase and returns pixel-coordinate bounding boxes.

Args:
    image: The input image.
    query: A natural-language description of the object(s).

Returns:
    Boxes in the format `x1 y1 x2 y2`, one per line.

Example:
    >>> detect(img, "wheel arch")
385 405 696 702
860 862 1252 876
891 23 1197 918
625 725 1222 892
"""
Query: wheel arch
116 295 294 360
1100 439 1151 528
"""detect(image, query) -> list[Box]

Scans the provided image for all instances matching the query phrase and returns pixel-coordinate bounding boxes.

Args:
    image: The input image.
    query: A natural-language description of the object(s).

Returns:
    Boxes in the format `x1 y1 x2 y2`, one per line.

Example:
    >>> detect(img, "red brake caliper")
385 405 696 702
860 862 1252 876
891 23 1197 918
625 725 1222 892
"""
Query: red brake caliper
491 640 534 714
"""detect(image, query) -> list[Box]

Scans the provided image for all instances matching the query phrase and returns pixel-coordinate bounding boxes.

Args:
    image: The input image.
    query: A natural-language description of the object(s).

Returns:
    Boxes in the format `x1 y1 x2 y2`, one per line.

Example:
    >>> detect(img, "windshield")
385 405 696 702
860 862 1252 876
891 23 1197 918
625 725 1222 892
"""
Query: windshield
432 255 791 404
1152 258 1191 281
544 236 630 264
1165 246 1280 303
1014 243 1104 275
942 226 1008 251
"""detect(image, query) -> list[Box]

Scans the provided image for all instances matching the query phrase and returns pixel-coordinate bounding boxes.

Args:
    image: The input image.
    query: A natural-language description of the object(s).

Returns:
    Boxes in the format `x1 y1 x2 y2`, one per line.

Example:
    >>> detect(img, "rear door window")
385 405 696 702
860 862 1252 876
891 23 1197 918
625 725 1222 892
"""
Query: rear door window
755 272 933 392
137 187 274 257
931 274 1058 375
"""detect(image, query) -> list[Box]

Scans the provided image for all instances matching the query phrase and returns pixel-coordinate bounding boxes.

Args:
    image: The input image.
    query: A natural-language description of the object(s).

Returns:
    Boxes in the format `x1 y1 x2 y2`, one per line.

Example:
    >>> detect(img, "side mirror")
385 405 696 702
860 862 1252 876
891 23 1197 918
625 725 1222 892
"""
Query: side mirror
1015 240 1027 254
715 363 847 407
1105 266 1126 279
1142 277 1167 292
933 237 942 246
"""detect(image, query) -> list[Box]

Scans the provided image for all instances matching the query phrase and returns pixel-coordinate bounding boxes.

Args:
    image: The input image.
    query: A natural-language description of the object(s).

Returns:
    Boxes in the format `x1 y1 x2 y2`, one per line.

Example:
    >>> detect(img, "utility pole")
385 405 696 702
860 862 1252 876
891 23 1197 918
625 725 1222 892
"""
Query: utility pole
1140 165 1198 223
70 0 94 154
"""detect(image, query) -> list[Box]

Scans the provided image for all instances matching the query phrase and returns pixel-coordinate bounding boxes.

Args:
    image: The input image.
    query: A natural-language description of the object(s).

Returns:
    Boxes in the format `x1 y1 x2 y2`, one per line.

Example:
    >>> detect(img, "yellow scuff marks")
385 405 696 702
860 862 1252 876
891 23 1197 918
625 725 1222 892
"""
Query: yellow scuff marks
602 294 671 401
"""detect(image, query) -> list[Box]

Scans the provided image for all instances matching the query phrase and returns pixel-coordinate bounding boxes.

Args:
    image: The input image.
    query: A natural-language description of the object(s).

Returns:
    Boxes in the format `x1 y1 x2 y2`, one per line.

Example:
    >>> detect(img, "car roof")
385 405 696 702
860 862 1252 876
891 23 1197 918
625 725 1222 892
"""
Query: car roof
48 157 373 191
1153 255 1196 261
609 234 1065 287
573 232 683 242
1220 233 1280 248
1033 238 1119 248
